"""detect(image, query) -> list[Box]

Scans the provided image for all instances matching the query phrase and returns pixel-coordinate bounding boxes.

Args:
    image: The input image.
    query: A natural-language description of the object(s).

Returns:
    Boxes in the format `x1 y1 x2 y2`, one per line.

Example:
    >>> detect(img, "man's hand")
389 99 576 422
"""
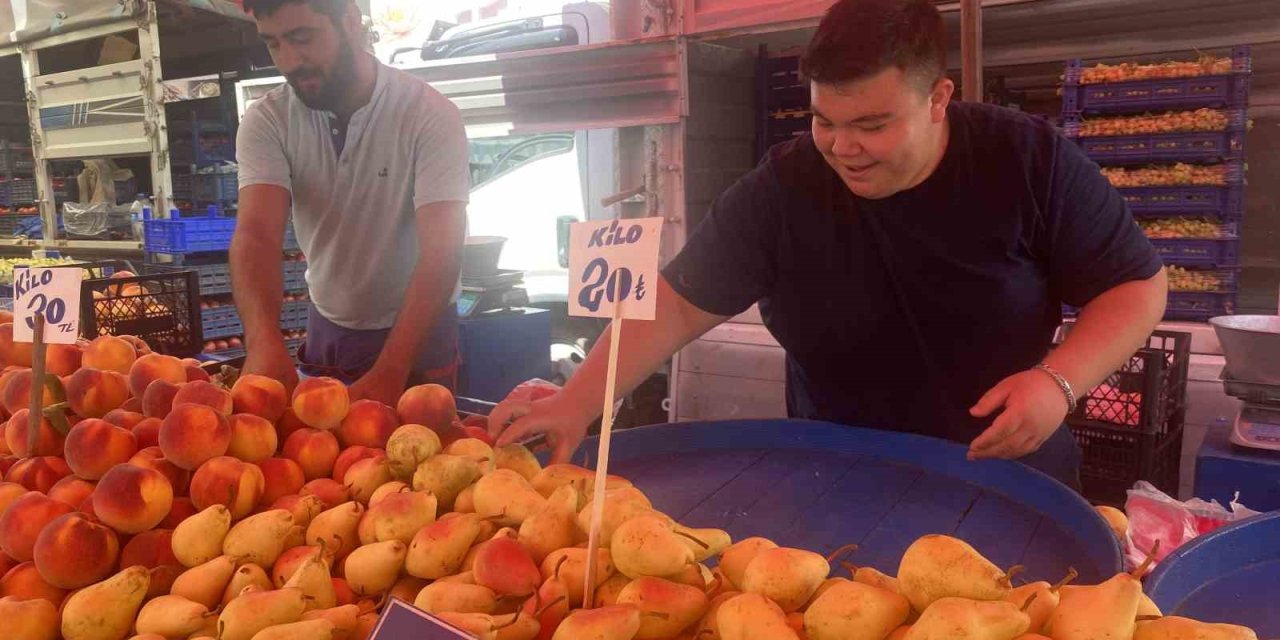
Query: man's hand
350 362 410 407
242 343 299 395
968 368 1071 460
488 392 594 464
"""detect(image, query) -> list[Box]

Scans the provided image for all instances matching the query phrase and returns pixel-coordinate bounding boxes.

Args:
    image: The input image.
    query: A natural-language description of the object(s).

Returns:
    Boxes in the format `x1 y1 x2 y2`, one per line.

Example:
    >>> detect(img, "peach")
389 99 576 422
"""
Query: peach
141 379 182 419
283 428 340 480
42 344 81 378
77 493 95 519
2 370 59 417
172 380 233 416
128 353 186 398
0 553 13 577
185 364 211 382
129 447 191 497
145 564 185 600
0 493 73 561
158 403 231 471
6 457 72 494
64 368 130 419
300 478 349 510
333 577 356 606
132 417 161 449
338 400 400 449
227 413 278 463
118 334 152 357
102 409 145 430
92 463 174 534
4 410 64 458
277 407 308 443
159 496 197 528
189 456 265 520
256 458 305 509
121 396 143 413
397 384 457 433
0 368 24 416
0 324 33 368
332 446 384 484
0 482 26 514
232 375 288 423
291 377 350 430
32 512 118 589
0 561 65 606
0 457 14 477
47 476 95 508
82 336 137 375
64 418 139 480
120 528 179 569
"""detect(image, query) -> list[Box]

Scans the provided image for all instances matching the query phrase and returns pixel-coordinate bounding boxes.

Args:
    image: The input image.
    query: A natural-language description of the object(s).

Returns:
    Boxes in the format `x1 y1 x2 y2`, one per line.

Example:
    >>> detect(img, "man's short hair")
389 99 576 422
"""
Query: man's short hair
800 0 947 91
243 0 350 20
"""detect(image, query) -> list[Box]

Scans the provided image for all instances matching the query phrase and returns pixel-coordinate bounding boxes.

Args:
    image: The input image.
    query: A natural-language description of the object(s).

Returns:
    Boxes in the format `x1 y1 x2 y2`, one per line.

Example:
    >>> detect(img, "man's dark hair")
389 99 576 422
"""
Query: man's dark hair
243 0 350 20
800 0 946 90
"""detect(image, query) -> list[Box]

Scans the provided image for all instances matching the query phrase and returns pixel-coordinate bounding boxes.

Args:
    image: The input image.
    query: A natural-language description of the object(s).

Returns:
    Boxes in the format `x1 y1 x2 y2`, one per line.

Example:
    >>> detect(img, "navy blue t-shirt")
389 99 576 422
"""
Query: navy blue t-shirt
663 102 1162 444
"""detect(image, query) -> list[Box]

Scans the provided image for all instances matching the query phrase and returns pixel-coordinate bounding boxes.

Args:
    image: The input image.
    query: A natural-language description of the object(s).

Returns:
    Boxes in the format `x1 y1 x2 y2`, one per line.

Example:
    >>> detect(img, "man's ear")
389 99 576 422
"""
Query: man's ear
342 3 364 43
930 77 955 123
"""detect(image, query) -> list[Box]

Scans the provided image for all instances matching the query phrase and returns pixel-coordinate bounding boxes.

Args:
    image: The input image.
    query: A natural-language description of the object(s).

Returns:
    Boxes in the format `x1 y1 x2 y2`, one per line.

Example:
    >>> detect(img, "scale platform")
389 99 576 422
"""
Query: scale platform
458 269 529 318
1211 316 1280 452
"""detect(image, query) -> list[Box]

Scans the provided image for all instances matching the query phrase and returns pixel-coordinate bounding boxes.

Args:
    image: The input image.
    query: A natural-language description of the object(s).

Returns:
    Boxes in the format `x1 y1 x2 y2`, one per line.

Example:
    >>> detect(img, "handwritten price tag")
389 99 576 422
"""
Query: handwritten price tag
568 217 662 320
13 266 81 344
369 598 475 640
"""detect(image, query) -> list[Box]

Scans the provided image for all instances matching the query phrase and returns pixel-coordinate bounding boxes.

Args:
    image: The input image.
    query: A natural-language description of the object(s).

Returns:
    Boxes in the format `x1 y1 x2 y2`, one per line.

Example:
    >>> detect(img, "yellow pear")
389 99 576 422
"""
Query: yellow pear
612 513 695 579
1094 506 1128 540
898 535 1012 612
171 555 239 610
617 576 709 639
406 512 483 579
283 549 336 611
414 581 499 614
739 547 830 612
1138 592 1162 616
532 463 632 498
343 540 407 596
692 590 742 640
717 592 800 640
305 502 365 560
61 565 150 640
1005 568 1077 633
386 424 442 480
804 579 911 640
888 625 912 640
369 480 411 507
552 605 642 640
444 438 498 474
300 604 361 638
280 495 326 530
223 509 295 567
281 525 306 552
439 570 478 584
719 537 778 589
474 469 548 526
852 566 902 595
134 595 211 638
217 587 308 640
905 597 1029 640
1134 616 1258 640
344 458 396 505
357 489 437 545
248 618 335 640
495 443 542 480
0 595 60 640
223 564 274 606
674 524 732 562
577 487 654 546
437 612 500 640
518 484 584 564
492 611 541 640
188 613 221 639
173 504 232 568
594 573 632 607
455 484 478 513
664 562 708 590
541 547 616 607
1044 572 1143 640
413 454 484 510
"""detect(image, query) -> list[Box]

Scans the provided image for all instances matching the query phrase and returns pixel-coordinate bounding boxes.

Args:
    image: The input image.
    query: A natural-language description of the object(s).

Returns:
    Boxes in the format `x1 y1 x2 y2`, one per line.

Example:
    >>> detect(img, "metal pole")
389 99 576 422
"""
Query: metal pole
961 0 984 102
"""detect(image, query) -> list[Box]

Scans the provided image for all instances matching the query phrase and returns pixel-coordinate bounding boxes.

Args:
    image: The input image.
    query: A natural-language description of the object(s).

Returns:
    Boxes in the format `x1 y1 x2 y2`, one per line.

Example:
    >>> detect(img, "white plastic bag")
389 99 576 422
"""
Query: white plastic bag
1122 480 1261 571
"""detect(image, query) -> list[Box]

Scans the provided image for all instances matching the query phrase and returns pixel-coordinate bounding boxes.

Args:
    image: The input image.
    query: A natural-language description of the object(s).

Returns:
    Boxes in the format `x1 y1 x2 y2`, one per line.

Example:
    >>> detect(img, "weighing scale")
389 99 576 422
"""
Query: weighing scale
457 269 530 319
1210 315 1280 451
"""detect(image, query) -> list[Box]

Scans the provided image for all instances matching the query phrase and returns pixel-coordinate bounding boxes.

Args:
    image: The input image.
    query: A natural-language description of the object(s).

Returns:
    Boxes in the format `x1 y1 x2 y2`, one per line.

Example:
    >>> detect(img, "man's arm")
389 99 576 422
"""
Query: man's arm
349 201 466 405
489 275 728 462
231 184 297 390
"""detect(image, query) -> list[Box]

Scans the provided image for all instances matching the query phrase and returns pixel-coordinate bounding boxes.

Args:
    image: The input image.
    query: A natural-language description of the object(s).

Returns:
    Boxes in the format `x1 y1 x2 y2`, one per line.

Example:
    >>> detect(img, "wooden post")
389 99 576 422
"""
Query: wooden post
581 305 624 608
961 0 984 103
27 314 46 454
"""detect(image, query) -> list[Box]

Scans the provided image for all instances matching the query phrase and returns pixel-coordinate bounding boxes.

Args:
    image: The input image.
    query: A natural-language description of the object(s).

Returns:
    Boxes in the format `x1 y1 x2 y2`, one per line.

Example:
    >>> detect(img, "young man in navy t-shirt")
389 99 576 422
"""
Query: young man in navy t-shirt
489 0 1167 488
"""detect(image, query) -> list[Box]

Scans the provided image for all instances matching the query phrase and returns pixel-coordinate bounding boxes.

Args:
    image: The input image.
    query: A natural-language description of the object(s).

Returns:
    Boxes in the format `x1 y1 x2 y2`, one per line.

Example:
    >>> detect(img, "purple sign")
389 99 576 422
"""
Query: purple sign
369 598 476 639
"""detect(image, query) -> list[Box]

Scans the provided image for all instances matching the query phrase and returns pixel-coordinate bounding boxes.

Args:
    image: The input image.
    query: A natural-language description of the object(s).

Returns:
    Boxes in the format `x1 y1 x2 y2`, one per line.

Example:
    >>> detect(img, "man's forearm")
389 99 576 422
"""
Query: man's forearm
373 263 458 380
1044 270 1169 399
230 233 286 351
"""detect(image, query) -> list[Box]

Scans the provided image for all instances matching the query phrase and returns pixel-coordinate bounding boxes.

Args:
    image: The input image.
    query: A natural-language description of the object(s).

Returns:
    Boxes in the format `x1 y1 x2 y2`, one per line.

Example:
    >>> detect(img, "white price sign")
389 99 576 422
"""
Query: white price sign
13 266 81 344
568 217 662 321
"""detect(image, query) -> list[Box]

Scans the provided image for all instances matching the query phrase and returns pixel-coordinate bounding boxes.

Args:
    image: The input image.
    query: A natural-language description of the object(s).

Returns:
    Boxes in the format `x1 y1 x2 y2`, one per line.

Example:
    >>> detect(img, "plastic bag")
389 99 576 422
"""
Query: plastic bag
1122 480 1261 571
63 201 112 236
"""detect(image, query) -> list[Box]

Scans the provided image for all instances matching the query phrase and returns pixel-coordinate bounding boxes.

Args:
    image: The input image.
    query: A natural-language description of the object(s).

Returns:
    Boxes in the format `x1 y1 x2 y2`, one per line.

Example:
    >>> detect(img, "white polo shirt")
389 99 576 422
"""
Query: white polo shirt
237 60 469 330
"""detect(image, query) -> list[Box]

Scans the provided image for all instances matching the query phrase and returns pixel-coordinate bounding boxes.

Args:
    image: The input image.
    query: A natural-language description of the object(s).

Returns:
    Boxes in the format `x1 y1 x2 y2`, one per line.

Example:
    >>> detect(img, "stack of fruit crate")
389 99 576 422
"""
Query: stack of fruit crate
1062 47 1251 321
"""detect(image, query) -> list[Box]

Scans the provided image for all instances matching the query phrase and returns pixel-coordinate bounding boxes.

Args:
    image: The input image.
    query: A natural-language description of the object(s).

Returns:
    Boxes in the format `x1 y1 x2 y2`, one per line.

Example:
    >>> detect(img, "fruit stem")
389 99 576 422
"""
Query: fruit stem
674 530 710 550
825 543 859 564
1136 615 1162 622
1132 540 1160 578
704 574 723 596
535 595 567 617
840 561 858 578
554 556 570 581
999 565 1026 588
1051 567 1079 593
1019 592 1039 613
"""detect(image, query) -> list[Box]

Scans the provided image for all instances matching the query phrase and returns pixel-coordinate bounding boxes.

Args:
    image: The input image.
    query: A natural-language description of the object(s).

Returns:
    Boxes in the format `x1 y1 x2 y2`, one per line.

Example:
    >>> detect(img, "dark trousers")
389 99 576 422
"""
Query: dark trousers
1017 424 1083 492
296 304 460 392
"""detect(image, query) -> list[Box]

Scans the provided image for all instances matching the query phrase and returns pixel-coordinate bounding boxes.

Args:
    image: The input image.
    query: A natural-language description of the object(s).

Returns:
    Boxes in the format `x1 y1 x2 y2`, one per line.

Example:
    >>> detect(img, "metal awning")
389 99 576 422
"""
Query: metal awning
0 0 249 49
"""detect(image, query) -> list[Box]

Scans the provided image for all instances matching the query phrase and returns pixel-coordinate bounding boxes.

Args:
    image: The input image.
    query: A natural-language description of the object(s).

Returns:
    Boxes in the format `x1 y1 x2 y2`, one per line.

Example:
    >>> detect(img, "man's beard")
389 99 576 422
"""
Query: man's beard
287 36 358 112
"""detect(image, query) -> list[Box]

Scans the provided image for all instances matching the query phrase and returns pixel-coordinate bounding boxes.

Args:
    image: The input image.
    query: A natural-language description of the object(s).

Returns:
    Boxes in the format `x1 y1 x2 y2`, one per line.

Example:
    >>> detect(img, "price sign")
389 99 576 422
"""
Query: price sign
13 266 81 344
369 598 476 639
568 217 663 320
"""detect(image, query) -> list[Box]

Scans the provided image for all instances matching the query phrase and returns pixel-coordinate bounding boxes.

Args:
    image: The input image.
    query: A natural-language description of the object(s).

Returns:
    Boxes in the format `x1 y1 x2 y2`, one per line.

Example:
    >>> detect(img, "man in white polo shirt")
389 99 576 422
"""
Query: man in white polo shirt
231 0 469 405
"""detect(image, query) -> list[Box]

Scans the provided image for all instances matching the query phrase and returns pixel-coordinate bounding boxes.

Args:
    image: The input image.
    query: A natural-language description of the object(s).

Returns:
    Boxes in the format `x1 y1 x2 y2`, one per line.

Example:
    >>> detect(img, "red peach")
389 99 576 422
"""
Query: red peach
397 384 457 433
291 377 350 430
3 410 64 459
0 553 13 577
171 380 233 416
256 458 305 509
131 417 161 450
2 371 58 418
0 493 73 562
145 563 185 600
158 403 231 471
92 463 174 534
331 446 384 484
41 344 81 378
102 409 145 430
64 419 138 481
120 528 179 569
283 428 340 481
0 324 33 367
338 400 400 449
128 353 186 398
185 365 211 382
129 447 191 497
277 407 308 445
0 482 26 514
189 456 265 520
6 457 72 494
299 478 349 510
0 457 14 477
0 561 65 606
81 336 137 375
32 512 118 589
141 379 182 419
64 368 130 419
226 413 278 463
159 496 198 528
332 577 356 606
47 476 94 509
232 375 289 423
121 396 142 413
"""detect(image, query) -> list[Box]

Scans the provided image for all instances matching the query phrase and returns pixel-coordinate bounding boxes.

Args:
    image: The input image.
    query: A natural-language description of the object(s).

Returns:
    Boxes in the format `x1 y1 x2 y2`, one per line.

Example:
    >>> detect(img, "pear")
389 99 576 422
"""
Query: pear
1046 570 1146 640
492 611 541 640
280 495 326 530
1094 505 1128 540
612 513 695 579
717 592 800 640
693 590 742 640
577 487 653 546
436 613 499 639
898 535 1012 612
473 530 542 597
300 604 361 638
344 540 407 596
594 573 632 607
283 548 337 611
281 525 306 552
61 565 150 640
217 586 308 640
719 537 778 589
804 580 911 640
1138 592 1162 617
0 595 60 640
173 504 232 568
474 469 548 526
406 512 483 579
617 576 709 639
414 582 499 614
532 464 630 498
854 566 902 595
518 485 583 564
171 555 239 610
455 484 478 513
248 618 335 640
439 570 478 584
369 480 411 507
390 576 431 603
889 626 913 640
386 424 442 480
905 597 1029 640
344 458 395 505
223 564 274 606
444 438 498 474
134 594 211 638
674 524 732 562
524 571 571 638
1133 616 1258 640
357 489 437 545
495 443 542 480
189 613 221 639
541 546 616 607
739 547 829 612
306 502 365 560
413 454 483 510
664 562 708 590
223 510 295 567
552 605 642 640
1005 568 1077 633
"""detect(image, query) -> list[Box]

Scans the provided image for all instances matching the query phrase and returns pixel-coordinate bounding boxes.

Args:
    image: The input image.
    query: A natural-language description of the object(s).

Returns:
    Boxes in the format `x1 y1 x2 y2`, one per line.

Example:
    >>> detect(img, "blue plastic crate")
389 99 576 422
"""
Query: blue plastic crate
144 212 236 254
194 173 238 203
1073 130 1246 165
283 260 307 291
1063 47 1251 115
201 306 243 340
281 299 310 329
284 225 299 252
1121 184 1244 220
1150 237 1240 267
1165 291 1236 321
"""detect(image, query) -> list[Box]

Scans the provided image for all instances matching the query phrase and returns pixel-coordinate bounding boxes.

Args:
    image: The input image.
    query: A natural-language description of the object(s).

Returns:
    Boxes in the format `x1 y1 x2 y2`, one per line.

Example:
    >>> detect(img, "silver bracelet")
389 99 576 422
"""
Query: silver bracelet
1034 363 1077 413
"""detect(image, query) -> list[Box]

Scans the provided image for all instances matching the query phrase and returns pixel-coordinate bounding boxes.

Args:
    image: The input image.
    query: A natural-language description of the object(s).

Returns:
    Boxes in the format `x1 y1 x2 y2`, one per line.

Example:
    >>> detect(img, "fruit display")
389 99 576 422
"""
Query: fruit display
1166 265 1228 292
1137 218 1229 239
1077 54 1234 84
1101 163 1228 188
0 324 1258 639
0 257 80 285
1076 109 1231 137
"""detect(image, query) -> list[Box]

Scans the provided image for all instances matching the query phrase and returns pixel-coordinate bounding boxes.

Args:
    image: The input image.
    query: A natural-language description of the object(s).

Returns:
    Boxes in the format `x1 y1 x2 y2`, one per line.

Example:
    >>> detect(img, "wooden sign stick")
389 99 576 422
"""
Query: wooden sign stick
582 303 624 608
27 314 46 455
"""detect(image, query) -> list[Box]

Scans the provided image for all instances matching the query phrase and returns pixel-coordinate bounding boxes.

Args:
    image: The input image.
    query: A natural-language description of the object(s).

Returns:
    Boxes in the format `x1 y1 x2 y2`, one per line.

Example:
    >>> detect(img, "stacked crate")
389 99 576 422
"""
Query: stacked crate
1062 47 1251 321
758 47 810 157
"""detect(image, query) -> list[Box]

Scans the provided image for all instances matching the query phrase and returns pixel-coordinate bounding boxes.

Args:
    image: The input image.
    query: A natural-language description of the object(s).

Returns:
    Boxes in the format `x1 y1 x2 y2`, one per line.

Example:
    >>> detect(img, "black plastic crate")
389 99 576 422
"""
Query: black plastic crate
194 173 238 203
79 261 202 357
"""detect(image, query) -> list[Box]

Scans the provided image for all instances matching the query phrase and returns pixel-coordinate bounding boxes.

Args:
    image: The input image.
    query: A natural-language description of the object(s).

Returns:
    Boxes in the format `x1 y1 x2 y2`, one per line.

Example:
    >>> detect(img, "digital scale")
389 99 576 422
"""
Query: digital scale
457 269 529 319
1210 316 1280 451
